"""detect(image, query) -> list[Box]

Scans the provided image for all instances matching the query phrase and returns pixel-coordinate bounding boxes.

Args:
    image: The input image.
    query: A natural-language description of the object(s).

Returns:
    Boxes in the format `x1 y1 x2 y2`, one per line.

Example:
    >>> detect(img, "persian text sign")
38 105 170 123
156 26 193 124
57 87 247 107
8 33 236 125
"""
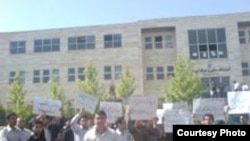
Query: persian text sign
99 101 122 123
227 91 250 114
193 98 226 120
74 93 98 114
33 97 62 117
128 96 158 120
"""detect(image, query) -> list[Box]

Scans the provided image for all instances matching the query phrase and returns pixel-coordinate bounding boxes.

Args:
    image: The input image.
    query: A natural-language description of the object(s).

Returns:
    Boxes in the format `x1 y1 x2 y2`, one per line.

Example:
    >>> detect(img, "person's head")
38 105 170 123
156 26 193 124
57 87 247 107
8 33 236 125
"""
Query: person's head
32 120 44 135
65 117 72 128
202 113 214 125
94 110 107 129
135 120 144 127
6 112 17 127
115 117 126 131
79 116 88 128
240 114 249 125
87 117 94 128
152 117 158 125
16 117 25 129
44 115 53 126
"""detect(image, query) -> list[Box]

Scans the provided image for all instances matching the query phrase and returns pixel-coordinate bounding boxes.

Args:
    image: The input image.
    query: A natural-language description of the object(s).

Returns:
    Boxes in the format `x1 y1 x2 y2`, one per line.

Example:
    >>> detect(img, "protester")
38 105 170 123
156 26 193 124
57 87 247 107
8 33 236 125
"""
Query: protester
28 120 46 141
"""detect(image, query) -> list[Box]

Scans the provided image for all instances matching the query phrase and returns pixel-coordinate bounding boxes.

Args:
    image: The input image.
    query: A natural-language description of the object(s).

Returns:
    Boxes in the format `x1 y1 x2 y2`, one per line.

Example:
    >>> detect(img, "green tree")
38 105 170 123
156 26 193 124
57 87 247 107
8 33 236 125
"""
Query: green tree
161 55 205 108
116 66 136 101
48 75 74 118
8 72 32 118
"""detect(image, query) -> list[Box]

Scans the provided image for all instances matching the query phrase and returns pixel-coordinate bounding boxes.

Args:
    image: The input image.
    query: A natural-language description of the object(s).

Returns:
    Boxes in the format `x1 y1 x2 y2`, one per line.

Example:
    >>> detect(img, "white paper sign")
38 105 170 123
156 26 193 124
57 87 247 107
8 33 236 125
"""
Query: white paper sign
156 109 164 124
227 91 250 114
74 93 98 114
33 97 62 117
193 98 226 120
163 109 191 133
128 96 158 120
163 102 189 110
99 102 122 123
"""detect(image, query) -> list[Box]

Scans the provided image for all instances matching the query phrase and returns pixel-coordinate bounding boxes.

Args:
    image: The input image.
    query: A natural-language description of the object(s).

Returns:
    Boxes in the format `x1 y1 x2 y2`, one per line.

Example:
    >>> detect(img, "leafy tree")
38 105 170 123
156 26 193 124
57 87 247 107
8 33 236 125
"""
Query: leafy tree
48 75 74 118
77 60 105 98
116 66 136 101
8 72 32 118
161 55 205 108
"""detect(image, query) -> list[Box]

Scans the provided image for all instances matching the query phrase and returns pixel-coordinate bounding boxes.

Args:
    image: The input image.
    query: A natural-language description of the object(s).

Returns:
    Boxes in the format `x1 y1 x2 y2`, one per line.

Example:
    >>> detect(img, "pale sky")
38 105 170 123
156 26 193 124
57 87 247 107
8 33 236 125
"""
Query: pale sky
0 0 250 32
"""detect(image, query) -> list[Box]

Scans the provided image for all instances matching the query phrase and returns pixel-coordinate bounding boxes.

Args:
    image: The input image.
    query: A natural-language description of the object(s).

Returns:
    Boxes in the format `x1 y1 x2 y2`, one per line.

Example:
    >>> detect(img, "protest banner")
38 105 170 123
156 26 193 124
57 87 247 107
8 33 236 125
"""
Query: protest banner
193 97 226 120
227 91 250 114
74 93 98 114
128 96 158 120
99 101 122 123
33 96 62 117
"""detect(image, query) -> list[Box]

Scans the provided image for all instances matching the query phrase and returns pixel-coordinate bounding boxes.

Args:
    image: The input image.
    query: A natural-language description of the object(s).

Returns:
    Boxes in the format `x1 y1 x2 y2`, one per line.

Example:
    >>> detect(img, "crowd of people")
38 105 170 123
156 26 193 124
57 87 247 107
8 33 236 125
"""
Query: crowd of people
0 103 249 141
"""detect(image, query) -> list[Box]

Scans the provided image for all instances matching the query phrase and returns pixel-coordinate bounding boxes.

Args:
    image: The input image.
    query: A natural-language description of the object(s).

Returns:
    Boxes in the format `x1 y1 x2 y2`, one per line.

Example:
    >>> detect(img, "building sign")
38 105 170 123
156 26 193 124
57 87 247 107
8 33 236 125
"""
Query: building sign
194 63 231 74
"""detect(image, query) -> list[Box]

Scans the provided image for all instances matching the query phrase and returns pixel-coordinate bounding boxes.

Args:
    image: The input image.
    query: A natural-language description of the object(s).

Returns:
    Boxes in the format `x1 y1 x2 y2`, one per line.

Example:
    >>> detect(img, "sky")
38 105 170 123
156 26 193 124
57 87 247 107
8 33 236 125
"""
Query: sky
0 0 250 32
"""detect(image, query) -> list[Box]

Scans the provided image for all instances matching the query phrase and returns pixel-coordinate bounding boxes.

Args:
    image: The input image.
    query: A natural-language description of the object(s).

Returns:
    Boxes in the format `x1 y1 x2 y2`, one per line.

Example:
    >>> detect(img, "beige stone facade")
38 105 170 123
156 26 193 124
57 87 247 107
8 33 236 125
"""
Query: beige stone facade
1 12 250 105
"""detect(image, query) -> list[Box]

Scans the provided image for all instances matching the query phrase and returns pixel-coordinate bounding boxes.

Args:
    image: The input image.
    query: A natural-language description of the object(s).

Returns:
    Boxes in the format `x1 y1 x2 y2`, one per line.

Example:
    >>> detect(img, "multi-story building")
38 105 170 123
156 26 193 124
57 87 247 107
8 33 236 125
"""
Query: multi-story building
1 11 250 105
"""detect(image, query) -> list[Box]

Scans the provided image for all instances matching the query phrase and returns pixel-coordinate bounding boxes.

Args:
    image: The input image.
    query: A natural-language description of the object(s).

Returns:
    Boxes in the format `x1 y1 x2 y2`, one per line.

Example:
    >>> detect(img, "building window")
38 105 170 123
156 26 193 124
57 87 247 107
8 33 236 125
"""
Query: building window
34 38 60 52
188 28 228 59
239 31 246 44
52 69 60 81
155 36 163 49
167 66 174 78
10 41 26 54
68 36 95 50
165 35 174 48
68 68 75 82
9 71 25 84
144 37 152 49
78 67 85 81
104 34 122 48
33 70 40 83
104 66 112 80
43 69 50 83
242 62 249 76
156 66 164 80
146 67 154 80
114 65 122 80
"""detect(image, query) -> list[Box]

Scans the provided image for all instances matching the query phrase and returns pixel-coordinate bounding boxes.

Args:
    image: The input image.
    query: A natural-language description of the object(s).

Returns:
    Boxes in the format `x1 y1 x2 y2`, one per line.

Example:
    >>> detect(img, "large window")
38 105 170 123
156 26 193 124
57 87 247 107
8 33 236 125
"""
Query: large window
104 34 122 48
144 34 174 49
34 38 60 52
188 28 228 59
9 71 25 84
68 36 95 50
104 65 122 80
33 69 59 83
10 41 26 54
146 67 154 80
68 67 85 82
156 66 164 80
242 62 249 76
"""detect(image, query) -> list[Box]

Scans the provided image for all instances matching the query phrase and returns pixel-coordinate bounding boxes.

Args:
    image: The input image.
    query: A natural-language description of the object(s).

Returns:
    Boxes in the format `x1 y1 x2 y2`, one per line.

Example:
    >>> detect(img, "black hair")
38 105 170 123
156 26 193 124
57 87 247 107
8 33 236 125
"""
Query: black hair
6 112 17 120
95 110 107 118
214 119 225 125
203 113 214 122
32 119 43 127
115 117 124 126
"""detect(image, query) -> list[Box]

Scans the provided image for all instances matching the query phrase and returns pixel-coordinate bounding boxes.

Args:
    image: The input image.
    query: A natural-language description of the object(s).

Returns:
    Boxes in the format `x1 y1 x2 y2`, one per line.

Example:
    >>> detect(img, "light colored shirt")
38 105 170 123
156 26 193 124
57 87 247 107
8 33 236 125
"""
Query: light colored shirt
116 129 135 141
0 125 25 141
16 127 32 141
84 127 118 141
71 113 89 141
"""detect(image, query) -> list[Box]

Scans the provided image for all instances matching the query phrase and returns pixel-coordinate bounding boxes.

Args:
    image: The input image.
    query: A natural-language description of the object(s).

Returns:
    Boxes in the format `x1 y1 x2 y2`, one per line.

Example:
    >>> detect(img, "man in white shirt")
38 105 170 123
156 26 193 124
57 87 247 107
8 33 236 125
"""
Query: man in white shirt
0 112 25 141
71 109 89 141
115 117 134 141
16 117 32 141
84 110 118 141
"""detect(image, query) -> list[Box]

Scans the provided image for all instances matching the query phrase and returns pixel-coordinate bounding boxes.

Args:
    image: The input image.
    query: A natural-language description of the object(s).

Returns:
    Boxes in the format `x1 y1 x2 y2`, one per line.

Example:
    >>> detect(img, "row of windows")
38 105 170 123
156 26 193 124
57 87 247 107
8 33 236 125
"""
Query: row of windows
9 34 122 54
146 66 174 80
144 35 174 49
188 28 228 60
8 65 123 84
